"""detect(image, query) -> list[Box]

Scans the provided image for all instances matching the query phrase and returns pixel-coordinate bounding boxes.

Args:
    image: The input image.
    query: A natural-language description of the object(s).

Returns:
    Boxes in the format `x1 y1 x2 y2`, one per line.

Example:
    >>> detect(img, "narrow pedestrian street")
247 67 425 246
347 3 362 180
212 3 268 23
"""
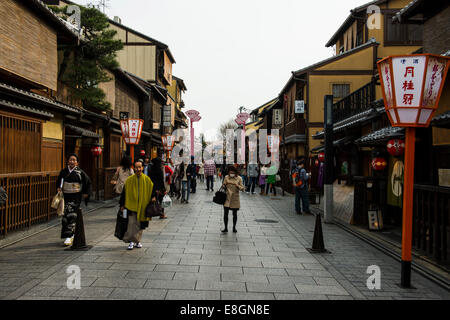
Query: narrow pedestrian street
0 180 448 300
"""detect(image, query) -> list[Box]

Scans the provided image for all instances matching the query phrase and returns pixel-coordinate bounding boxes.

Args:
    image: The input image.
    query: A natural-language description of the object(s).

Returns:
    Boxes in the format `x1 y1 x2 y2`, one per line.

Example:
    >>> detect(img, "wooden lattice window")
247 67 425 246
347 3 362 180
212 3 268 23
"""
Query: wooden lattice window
0 113 41 174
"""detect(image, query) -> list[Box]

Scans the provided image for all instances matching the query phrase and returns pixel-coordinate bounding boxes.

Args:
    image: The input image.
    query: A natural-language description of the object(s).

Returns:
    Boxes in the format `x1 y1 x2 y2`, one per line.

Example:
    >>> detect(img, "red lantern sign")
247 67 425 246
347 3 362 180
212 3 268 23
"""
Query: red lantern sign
91 146 102 157
314 159 320 167
372 157 387 171
387 139 405 156
140 150 146 156
318 152 325 162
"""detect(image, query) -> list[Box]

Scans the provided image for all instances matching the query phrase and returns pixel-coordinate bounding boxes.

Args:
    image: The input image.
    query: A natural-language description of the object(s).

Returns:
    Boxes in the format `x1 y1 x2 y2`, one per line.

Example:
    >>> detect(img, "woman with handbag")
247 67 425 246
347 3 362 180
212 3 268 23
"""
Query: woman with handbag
119 160 155 250
221 165 245 233
111 156 134 195
56 154 91 246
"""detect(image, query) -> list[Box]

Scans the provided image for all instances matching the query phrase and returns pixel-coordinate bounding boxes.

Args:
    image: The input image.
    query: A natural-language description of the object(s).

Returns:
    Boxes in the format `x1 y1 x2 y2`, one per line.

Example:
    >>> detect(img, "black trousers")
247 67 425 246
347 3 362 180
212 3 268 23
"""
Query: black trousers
206 175 214 190
223 207 238 230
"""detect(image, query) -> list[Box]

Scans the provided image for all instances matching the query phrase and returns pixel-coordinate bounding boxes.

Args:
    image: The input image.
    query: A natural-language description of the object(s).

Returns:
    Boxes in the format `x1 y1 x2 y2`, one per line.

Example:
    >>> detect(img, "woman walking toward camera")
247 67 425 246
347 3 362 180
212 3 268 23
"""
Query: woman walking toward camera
221 165 245 233
119 160 155 250
56 154 91 246
111 156 134 195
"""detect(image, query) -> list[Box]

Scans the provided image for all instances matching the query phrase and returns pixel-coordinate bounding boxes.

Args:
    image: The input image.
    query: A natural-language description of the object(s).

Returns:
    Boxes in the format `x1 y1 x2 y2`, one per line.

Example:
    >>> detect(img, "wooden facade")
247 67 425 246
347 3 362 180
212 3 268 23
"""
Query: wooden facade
0 0 57 91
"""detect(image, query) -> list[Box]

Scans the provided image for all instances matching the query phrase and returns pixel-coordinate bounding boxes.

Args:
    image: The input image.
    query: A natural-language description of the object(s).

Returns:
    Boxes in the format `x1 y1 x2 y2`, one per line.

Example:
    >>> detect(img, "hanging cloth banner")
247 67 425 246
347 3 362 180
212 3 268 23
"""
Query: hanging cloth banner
387 155 404 208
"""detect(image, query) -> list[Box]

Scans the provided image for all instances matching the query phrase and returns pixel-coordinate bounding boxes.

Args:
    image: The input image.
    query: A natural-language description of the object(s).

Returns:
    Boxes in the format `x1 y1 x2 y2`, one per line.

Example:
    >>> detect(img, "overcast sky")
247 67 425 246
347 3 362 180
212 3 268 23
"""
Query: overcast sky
73 0 367 140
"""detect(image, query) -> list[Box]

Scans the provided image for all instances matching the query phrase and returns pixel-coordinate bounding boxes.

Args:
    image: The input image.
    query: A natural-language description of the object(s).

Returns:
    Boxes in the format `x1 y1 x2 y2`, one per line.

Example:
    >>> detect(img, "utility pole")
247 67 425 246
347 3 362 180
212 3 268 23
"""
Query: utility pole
324 95 334 223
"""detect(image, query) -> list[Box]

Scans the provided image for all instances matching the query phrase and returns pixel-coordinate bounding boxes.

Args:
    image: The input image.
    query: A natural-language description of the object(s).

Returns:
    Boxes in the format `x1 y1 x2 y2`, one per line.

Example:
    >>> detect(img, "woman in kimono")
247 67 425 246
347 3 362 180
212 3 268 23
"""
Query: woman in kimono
57 154 92 246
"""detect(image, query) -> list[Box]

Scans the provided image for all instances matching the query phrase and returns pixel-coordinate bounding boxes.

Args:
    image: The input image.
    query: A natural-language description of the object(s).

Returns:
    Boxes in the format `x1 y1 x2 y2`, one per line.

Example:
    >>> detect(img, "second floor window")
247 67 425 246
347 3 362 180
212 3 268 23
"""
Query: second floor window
385 14 423 45
332 84 350 99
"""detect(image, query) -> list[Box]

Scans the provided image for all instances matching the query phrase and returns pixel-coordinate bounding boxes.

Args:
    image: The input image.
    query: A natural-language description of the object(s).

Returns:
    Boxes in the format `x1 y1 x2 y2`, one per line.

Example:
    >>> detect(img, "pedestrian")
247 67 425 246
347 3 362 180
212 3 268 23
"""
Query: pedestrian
246 163 259 194
258 164 266 195
56 153 92 246
291 159 311 215
143 155 151 176
119 160 155 250
221 165 245 233
187 156 197 193
204 158 216 192
180 161 190 204
164 160 174 195
110 156 134 195
150 157 168 219
220 163 228 182
265 164 277 196
198 161 205 183
240 164 248 190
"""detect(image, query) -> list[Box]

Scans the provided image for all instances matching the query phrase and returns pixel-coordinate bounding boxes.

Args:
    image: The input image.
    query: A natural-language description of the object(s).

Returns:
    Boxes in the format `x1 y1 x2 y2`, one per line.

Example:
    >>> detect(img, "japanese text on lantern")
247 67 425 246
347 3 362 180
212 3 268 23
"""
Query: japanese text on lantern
422 57 446 107
393 56 425 108
381 61 393 107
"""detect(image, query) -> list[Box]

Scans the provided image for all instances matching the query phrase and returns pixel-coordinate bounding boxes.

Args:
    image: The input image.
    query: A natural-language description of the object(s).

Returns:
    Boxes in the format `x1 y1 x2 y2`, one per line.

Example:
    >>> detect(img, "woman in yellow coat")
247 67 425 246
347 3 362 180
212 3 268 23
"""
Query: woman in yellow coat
221 165 245 233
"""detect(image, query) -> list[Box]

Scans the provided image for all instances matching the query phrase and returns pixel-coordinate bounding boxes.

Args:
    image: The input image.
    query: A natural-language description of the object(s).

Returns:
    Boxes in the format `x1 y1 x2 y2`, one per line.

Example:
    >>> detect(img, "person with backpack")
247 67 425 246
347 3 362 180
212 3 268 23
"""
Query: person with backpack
291 159 311 215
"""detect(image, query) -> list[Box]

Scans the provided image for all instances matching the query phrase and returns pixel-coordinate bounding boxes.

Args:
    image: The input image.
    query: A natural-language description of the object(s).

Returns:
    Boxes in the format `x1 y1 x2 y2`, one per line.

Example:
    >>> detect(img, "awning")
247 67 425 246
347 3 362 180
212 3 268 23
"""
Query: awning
0 99 54 119
65 124 100 138
431 110 450 128
281 134 307 145
355 126 404 146
309 136 354 153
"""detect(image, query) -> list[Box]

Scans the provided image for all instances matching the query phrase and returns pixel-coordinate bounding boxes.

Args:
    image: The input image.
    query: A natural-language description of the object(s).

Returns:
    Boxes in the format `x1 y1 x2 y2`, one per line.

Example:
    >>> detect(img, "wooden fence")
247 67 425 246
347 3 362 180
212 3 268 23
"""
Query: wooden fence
413 184 450 265
0 171 59 237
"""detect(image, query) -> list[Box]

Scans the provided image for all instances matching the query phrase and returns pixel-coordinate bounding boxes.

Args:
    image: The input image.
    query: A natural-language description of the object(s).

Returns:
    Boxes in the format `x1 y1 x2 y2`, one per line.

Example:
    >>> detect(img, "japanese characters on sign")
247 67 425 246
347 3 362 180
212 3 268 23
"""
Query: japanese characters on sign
422 56 447 107
120 119 144 145
392 56 426 123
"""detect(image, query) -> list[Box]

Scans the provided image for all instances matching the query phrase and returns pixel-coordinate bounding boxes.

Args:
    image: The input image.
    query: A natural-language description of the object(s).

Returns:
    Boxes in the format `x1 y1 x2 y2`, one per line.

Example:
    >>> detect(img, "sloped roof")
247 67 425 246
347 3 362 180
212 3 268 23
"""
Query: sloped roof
325 0 387 47
0 99 54 119
355 126 404 146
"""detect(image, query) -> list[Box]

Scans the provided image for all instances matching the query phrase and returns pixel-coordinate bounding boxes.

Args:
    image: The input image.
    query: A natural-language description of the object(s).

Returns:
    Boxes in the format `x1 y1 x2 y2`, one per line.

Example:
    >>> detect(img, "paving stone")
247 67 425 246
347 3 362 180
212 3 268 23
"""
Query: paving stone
125 271 175 280
268 275 316 285
247 282 298 294
53 287 114 298
243 267 287 276
144 279 196 290
109 263 156 271
295 285 349 296
196 280 246 292
20 285 61 297
221 291 276 300
173 272 221 282
109 288 167 300
166 289 220 300
275 293 328 300
199 266 244 274
91 277 147 288
221 273 269 284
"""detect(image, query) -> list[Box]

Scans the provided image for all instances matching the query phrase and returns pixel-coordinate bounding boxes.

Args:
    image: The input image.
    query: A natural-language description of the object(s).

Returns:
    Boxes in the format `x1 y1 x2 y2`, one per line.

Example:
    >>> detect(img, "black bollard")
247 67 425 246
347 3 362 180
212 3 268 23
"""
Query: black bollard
67 208 92 251
307 212 331 254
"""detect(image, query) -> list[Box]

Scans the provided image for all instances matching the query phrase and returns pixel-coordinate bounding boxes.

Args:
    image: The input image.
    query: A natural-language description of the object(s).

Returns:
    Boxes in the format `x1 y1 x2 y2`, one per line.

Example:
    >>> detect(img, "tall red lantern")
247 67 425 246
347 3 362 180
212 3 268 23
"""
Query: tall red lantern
387 139 405 156
372 157 387 171
318 152 325 162
91 145 102 157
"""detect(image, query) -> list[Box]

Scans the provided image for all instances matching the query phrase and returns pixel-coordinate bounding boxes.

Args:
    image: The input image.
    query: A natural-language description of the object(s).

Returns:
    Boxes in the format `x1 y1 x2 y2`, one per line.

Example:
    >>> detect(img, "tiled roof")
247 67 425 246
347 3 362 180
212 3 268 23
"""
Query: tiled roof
0 82 81 114
355 126 404 146
431 110 450 128
65 124 99 138
0 99 54 118
313 104 385 139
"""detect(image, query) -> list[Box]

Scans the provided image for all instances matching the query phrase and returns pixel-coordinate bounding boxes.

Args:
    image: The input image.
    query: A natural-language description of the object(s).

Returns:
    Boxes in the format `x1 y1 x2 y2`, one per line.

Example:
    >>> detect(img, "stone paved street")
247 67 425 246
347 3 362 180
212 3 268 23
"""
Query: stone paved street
0 180 449 300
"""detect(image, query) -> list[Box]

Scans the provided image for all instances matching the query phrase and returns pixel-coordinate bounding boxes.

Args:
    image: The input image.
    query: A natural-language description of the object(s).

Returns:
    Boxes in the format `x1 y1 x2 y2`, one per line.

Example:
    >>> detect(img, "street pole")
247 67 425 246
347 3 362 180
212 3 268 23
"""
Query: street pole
130 145 134 164
190 119 194 158
401 127 415 288
324 95 334 223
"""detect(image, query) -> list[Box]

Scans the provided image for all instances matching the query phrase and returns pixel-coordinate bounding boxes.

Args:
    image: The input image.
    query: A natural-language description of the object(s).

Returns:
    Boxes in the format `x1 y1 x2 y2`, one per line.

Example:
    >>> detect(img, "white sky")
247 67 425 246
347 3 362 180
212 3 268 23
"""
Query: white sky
72 0 367 141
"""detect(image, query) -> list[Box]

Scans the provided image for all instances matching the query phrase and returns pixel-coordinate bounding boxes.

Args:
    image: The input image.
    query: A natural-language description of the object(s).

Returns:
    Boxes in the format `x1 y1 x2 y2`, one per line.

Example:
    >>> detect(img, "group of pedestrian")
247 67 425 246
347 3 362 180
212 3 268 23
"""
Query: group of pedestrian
56 152 312 250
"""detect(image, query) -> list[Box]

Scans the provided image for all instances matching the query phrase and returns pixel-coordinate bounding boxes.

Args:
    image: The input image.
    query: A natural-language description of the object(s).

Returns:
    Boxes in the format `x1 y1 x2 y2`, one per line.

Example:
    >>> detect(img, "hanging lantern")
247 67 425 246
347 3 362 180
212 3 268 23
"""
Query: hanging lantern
387 139 405 156
91 145 102 157
140 150 146 156
318 152 325 162
372 157 387 171
314 159 320 167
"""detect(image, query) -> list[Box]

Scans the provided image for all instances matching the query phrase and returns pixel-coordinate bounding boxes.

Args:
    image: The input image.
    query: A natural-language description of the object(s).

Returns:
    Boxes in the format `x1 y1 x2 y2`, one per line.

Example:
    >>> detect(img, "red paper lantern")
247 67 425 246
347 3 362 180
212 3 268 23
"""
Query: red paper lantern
318 152 325 162
387 139 405 156
91 146 102 157
140 150 146 156
372 157 387 171
314 159 320 167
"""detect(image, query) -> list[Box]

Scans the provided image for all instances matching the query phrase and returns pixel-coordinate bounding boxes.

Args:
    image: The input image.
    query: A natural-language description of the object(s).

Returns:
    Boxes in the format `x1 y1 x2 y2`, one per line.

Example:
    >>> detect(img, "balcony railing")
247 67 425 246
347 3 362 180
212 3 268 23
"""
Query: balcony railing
333 79 376 124
281 118 306 138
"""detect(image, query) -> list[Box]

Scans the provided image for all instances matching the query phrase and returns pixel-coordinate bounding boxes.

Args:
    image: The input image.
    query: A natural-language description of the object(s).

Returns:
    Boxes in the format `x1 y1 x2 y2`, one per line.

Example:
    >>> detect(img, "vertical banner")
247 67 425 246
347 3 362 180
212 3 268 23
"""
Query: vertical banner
387 156 404 208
